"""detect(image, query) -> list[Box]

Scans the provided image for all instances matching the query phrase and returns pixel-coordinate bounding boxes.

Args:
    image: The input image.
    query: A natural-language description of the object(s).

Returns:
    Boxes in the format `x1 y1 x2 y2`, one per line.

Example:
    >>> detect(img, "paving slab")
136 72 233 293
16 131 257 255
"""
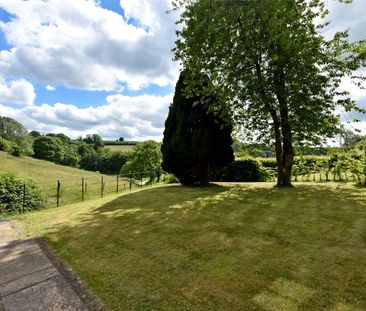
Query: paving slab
0 220 23 246
2 275 88 311
0 266 60 296
0 240 40 263
0 219 105 311
0 250 52 285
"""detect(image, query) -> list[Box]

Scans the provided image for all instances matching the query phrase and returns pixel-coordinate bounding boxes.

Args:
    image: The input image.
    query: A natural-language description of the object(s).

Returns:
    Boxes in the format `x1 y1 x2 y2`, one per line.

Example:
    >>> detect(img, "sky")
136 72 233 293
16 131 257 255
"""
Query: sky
0 0 365 142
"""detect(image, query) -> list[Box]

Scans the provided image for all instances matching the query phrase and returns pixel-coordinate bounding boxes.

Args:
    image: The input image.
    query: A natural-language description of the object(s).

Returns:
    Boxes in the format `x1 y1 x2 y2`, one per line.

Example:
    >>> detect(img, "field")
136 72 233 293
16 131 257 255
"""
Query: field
0 151 102 183
0 151 136 207
14 182 366 310
105 144 136 153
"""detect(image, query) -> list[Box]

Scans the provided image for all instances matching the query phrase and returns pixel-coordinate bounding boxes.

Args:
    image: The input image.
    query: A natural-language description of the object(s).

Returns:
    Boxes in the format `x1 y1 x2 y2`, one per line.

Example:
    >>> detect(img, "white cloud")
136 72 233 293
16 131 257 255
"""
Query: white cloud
0 78 35 106
0 0 179 91
0 93 173 141
326 0 366 43
46 85 55 91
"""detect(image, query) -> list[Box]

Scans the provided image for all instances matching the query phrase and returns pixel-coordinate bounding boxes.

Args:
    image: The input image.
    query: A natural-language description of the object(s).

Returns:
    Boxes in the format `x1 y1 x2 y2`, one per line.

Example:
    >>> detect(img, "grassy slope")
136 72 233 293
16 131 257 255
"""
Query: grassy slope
105 145 135 153
15 182 366 310
0 151 102 183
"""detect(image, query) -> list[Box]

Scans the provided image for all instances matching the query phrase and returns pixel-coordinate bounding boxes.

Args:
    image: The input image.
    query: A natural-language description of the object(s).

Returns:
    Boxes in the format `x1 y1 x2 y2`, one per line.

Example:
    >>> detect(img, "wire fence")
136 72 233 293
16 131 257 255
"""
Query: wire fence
7 171 167 210
47 172 168 207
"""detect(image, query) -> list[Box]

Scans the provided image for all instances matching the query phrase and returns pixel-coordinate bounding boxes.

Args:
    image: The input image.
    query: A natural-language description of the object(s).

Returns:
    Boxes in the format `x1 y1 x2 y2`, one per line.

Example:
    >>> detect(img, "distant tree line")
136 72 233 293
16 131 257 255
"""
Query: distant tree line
0 116 128 175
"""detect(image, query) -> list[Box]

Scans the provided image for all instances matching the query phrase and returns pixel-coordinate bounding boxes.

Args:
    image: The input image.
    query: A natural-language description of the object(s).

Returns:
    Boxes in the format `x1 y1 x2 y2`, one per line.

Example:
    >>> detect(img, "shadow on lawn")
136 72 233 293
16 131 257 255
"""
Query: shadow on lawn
44 183 366 311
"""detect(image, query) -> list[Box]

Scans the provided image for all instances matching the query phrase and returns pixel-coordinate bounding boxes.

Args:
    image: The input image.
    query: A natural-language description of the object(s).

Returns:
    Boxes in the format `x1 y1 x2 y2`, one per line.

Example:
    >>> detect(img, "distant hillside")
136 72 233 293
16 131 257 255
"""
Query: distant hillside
105 145 135 153
102 141 138 145
103 140 138 153
0 151 103 184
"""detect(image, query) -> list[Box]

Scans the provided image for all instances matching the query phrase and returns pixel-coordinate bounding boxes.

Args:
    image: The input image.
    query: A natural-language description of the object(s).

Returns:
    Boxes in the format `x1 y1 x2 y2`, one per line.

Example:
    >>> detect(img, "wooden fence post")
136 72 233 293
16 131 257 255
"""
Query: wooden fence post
22 183 26 213
82 178 84 201
116 175 119 194
56 180 60 207
101 176 104 198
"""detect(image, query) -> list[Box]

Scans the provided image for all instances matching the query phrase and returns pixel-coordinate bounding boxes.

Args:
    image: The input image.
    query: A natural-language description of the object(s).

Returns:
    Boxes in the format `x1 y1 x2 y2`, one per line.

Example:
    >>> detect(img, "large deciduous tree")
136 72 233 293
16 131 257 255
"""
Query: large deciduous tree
120 140 163 181
0 116 32 154
173 0 365 186
161 70 234 185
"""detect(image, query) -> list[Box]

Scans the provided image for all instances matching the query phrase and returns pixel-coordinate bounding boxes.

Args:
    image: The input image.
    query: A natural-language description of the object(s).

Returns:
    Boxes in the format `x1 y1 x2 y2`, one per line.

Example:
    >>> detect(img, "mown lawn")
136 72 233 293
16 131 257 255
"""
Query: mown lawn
15 183 366 310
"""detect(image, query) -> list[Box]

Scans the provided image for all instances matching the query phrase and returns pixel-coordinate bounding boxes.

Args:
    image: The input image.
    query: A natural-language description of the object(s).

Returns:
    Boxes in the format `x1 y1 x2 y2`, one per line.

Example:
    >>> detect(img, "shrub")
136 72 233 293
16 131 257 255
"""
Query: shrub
215 159 262 182
0 137 11 151
259 158 277 169
0 173 45 214
10 144 23 157
164 174 180 184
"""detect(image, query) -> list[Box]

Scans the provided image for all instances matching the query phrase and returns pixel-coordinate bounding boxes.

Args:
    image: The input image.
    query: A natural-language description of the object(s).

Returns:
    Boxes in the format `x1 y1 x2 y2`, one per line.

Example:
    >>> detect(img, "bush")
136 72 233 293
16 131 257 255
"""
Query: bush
0 173 45 214
258 158 277 169
164 174 180 184
215 159 262 182
0 137 11 152
10 144 23 157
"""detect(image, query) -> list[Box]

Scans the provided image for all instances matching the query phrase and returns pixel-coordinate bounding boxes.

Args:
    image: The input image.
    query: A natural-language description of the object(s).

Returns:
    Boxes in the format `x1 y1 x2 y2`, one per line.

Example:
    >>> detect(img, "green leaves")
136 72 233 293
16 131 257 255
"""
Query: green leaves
120 141 162 180
174 0 364 146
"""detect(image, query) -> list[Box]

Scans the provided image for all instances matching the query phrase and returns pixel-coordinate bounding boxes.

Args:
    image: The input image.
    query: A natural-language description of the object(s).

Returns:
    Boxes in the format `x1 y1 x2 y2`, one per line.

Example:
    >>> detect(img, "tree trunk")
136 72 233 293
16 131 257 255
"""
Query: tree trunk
270 110 294 187
274 68 294 187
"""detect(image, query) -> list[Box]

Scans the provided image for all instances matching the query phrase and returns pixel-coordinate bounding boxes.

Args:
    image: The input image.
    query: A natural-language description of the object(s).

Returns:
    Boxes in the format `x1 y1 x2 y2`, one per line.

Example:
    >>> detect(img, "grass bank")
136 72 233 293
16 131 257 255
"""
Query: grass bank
14 182 366 310
0 151 121 206
0 151 102 183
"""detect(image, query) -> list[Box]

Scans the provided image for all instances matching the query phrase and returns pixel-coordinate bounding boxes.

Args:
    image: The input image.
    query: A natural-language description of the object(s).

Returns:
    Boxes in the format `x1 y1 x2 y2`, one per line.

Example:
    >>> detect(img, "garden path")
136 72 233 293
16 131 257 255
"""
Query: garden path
0 219 103 311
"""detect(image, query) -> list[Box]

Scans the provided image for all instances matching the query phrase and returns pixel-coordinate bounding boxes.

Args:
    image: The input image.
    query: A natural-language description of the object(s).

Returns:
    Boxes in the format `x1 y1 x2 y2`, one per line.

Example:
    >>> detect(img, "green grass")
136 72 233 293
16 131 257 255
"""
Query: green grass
0 151 136 206
0 151 102 183
14 182 366 310
105 144 135 152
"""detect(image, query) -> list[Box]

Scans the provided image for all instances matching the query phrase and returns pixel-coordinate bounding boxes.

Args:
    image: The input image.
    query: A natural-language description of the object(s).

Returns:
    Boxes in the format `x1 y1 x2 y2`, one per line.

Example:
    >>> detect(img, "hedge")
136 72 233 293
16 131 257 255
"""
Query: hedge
0 173 45 214
215 159 264 182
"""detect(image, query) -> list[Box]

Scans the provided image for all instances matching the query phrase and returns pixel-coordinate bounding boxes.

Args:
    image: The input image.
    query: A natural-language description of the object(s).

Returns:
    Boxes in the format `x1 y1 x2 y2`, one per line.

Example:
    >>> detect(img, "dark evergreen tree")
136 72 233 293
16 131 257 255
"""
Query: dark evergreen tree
161 71 234 185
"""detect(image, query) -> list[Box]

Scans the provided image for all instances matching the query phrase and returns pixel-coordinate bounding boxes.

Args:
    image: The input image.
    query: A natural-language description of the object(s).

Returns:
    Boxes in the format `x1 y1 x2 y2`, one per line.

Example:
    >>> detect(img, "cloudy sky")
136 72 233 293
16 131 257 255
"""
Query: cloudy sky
0 0 365 141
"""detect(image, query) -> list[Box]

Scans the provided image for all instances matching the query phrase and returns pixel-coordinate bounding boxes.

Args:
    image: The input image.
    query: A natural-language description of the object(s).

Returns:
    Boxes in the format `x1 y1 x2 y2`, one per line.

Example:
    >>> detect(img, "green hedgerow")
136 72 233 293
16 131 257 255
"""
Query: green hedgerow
0 172 45 214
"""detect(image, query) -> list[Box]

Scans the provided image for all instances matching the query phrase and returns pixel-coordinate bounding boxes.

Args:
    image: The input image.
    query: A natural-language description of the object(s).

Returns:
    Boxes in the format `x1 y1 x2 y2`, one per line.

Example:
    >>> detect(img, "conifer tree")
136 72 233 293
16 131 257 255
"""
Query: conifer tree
162 71 234 185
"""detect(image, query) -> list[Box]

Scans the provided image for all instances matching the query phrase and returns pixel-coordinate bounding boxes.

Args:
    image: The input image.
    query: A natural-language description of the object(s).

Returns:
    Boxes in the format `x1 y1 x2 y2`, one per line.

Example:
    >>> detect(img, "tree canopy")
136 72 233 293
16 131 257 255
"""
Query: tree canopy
161 70 234 185
0 116 32 154
120 141 163 180
173 0 365 186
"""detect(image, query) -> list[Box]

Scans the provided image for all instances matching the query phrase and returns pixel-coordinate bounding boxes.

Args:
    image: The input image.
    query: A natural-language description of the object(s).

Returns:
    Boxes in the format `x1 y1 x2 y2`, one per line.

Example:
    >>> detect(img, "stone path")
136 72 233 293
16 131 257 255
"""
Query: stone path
0 219 104 311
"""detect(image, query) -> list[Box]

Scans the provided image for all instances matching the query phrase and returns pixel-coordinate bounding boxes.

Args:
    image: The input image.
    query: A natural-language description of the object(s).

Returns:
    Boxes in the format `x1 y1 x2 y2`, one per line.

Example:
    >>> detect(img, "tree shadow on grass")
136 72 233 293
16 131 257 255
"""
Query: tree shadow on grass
42 183 366 311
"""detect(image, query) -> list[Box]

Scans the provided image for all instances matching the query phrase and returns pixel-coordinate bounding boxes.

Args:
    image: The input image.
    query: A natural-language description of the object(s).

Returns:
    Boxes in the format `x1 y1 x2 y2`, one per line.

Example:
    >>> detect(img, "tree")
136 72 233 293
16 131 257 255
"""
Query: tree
341 130 363 147
173 0 365 186
29 130 41 138
0 116 32 154
161 70 234 185
120 141 162 181
96 152 128 174
33 136 65 163
83 134 104 151
119 137 124 142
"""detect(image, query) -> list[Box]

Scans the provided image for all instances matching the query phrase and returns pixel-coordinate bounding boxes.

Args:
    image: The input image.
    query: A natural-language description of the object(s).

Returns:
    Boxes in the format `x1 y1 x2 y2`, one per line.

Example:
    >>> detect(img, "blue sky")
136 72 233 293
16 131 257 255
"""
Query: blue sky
0 0 178 140
0 0 365 140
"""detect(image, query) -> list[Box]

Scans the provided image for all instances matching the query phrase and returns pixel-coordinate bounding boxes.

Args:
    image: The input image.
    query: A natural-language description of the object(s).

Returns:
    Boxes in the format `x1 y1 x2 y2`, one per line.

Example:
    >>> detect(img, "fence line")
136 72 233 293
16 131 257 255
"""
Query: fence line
15 171 167 210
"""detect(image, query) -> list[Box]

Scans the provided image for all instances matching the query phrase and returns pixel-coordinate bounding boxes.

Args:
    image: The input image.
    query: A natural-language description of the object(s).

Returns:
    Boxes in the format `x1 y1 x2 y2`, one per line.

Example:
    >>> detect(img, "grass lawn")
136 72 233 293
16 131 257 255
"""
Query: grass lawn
14 182 366 310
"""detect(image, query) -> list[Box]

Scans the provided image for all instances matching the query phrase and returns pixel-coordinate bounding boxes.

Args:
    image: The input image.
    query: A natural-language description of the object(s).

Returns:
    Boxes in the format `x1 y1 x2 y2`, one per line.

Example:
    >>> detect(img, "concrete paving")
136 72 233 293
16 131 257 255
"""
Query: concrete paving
0 219 100 311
